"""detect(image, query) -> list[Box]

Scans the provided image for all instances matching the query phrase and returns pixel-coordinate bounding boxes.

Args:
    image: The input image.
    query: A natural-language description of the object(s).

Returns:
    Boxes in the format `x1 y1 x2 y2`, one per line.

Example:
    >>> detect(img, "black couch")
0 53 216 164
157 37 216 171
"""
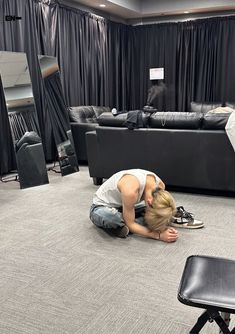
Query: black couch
86 102 235 194
69 105 111 161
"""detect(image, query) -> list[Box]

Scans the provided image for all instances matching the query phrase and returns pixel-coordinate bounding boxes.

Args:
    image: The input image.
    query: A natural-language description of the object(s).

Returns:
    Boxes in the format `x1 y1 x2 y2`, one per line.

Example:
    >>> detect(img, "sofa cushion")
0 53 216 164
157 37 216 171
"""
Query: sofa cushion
207 106 234 114
149 112 202 129
92 106 111 118
190 102 222 113
202 112 231 130
97 112 127 127
69 106 97 123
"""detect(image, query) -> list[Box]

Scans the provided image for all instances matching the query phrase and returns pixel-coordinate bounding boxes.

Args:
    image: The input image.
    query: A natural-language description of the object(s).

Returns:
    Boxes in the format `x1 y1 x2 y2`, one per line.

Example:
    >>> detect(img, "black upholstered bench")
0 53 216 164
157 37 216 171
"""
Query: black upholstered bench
178 255 235 334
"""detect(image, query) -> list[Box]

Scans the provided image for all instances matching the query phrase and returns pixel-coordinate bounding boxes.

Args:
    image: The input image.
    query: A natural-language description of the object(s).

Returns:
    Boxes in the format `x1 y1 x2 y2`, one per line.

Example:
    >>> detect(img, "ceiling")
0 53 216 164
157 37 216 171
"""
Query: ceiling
62 0 235 22
0 51 34 109
0 51 31 88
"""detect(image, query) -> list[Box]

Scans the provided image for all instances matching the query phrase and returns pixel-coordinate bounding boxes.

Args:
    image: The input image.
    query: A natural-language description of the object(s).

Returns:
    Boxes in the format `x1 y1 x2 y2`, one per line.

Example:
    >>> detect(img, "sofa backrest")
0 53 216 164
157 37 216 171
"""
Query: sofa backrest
189 103 235 129
97 112 127 127
98 111 204 130
98 109 235 130
97 111 150 128
69 106 110 123
92 106 110 118
201 112 231 130
149 112 202 129
94 103 235 130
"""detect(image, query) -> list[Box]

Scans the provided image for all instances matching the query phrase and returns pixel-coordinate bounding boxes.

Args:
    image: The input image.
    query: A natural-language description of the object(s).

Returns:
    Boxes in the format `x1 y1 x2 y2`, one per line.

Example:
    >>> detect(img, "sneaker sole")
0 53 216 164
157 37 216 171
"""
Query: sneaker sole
109 225 129 238
170 222 204 229
118 226 129 238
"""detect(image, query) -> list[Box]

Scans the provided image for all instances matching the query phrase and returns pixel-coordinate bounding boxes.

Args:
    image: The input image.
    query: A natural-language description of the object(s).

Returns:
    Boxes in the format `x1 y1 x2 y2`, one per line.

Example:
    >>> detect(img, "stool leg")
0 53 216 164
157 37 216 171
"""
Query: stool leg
207 310 231 334
189 310 209 333
220 313 231 333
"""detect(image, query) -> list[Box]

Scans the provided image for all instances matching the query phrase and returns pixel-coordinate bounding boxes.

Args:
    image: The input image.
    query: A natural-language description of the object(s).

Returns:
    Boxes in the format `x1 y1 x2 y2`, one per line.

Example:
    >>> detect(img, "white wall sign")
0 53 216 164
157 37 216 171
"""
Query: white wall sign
149 67 164 80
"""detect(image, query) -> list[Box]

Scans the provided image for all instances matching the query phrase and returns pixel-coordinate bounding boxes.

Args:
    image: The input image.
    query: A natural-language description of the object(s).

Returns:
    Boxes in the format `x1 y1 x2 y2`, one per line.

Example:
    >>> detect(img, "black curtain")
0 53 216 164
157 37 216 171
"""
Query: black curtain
107 21 130 111
1 0 235 174
176 17 235 111
128 23 179 111
56 5 109 107
128 17 235 112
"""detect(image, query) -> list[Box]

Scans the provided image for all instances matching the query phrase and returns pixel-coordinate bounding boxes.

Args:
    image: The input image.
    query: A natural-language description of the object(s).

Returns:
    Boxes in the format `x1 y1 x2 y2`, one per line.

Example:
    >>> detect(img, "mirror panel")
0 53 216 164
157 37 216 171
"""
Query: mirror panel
37 55 79 176
0 51 49 188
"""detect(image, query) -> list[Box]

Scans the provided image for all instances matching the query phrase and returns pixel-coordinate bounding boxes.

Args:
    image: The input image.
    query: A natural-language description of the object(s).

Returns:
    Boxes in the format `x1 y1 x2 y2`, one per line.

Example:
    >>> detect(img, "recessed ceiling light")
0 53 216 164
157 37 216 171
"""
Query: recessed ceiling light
99 4 106 7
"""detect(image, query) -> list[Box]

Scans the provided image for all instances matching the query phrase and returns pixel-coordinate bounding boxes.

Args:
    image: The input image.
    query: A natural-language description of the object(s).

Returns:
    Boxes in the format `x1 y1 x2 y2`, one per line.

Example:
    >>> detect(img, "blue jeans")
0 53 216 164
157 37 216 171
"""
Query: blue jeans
90 204 145 230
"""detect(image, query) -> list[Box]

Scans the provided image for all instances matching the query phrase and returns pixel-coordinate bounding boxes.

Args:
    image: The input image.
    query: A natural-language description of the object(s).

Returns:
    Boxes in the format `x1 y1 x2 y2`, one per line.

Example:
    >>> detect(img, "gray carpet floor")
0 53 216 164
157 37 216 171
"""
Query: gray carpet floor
0 166 235 334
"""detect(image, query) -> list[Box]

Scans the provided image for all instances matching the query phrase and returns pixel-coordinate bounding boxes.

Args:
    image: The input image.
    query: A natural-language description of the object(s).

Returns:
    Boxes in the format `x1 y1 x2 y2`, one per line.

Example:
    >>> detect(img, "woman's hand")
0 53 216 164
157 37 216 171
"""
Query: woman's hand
154 227 178 243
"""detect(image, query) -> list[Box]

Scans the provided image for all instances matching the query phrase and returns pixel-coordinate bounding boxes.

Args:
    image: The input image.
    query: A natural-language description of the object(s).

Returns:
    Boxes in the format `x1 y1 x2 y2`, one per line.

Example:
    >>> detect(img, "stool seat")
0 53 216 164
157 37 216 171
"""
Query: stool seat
178 255 235 334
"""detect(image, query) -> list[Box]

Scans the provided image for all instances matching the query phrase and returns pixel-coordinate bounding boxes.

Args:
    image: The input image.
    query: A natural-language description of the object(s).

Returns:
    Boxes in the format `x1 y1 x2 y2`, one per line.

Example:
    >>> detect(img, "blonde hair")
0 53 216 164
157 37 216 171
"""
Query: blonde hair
144 190 176 232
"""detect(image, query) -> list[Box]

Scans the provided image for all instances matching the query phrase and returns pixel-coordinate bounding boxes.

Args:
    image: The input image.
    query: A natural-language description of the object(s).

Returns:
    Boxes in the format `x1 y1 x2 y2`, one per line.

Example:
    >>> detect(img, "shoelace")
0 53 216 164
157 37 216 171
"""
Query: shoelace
176 206 194 220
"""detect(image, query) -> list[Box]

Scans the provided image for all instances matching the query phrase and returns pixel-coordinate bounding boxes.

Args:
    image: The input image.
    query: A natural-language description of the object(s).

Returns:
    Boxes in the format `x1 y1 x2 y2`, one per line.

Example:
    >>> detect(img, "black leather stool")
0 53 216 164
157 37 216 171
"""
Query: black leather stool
178 255 235 334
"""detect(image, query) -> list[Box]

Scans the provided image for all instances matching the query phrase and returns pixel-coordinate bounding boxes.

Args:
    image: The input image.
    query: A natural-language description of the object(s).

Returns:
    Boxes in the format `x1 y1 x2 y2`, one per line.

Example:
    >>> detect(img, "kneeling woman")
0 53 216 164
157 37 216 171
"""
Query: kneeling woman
89 169 178 243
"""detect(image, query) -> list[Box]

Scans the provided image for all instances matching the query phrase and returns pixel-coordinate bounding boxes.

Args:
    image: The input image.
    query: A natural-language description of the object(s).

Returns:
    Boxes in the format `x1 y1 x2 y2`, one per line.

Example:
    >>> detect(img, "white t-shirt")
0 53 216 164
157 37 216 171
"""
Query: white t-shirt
93 169 160 207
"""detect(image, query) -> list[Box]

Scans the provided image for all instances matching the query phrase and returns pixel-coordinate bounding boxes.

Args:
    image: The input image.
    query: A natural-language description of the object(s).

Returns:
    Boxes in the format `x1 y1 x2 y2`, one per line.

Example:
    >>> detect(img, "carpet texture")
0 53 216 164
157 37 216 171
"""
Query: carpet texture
0 166 234 334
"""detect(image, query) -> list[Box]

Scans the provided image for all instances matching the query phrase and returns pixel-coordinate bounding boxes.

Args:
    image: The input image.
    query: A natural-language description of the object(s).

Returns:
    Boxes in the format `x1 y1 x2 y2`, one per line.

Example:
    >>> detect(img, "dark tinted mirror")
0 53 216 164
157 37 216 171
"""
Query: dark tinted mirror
0 51 49 188
37 55 79 176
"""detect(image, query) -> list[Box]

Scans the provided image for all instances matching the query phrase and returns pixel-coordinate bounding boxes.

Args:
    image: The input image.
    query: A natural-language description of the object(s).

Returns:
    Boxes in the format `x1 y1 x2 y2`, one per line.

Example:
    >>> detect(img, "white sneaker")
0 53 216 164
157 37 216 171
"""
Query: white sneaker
170 218 204 229
170 206 204 229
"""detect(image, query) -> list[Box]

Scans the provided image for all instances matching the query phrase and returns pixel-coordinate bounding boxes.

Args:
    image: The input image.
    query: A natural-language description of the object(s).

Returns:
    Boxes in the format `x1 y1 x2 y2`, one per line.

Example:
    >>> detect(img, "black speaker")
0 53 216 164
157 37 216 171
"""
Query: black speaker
16 132 49 189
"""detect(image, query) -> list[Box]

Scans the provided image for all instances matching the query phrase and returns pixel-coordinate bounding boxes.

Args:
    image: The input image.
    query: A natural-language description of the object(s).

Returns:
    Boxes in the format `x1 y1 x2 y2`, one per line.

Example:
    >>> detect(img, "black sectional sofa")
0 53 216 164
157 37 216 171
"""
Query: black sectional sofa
86 102 235 194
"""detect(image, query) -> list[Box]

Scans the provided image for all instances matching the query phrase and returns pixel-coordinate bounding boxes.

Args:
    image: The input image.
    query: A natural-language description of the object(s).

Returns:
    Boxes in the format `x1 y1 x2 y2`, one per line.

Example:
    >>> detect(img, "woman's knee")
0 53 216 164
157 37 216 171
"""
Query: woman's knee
90 206 123 229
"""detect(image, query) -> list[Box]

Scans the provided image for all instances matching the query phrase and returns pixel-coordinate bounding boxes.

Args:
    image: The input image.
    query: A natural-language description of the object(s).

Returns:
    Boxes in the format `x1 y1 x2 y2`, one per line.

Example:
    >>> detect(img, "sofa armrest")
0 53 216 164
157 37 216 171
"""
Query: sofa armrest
86 130 103 184
70 122 98 161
